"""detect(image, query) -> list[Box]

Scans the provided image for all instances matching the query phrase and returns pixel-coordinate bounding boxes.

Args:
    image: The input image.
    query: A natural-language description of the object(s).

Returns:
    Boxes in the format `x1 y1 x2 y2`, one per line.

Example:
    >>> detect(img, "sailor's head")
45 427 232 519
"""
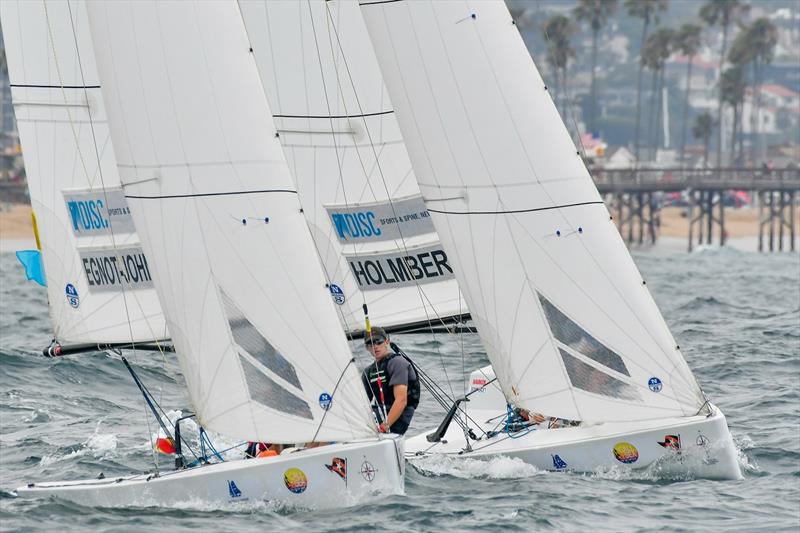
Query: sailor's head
364 326 390 359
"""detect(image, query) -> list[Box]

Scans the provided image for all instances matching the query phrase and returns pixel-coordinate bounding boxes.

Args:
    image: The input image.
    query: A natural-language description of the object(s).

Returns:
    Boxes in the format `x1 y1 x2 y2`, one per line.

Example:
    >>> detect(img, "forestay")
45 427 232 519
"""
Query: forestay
361 0 706 422
85 0 375 442
1 0 167 345
238 0 466 333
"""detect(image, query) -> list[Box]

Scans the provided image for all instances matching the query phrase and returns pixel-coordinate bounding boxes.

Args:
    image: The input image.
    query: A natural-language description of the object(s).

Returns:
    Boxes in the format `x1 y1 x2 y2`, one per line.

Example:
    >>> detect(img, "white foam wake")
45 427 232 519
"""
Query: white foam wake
409 454 543 479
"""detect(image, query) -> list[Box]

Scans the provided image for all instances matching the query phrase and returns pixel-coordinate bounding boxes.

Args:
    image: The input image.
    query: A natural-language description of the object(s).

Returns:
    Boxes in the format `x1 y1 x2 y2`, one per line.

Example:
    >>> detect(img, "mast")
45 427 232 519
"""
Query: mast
360 0 705 423
238 0 467 334
85 0 375 442
1 0 168 348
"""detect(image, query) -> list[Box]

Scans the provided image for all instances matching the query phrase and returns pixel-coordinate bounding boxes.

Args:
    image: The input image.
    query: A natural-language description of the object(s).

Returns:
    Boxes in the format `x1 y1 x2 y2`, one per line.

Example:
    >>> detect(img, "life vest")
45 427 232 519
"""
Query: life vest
365 352 421 409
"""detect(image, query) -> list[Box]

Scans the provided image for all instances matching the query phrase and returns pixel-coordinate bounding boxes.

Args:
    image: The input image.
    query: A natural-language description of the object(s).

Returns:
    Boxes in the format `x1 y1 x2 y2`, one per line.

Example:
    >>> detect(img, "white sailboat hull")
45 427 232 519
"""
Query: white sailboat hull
407 406 741 480
15 437 404 510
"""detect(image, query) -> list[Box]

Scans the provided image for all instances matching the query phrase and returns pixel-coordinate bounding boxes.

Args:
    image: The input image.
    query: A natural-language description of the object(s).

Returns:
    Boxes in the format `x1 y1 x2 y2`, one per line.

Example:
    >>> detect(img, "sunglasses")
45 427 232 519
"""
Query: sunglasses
364 336 387 347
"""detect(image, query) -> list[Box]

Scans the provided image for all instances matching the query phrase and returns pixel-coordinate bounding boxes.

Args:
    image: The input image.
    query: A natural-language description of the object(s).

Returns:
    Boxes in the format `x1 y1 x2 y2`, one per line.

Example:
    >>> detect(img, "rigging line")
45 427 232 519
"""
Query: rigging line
60 0 165 464
304 0 385 399
382 2 493 342
324 2 458 400
427 200 604 215
310 359 370 443
324 7 458 341
234 3 369 427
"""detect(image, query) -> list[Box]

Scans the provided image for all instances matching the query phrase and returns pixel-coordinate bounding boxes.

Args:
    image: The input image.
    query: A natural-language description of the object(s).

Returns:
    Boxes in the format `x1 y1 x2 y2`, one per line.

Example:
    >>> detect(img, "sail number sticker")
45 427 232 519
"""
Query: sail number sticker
344 243 455 291
79 246 154 292
326 195 434 243
63 187 135 236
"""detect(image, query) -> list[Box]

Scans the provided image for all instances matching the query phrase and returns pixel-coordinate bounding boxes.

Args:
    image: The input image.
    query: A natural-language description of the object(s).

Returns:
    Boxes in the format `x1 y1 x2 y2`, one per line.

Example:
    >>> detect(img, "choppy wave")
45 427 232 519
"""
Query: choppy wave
1 243 798 531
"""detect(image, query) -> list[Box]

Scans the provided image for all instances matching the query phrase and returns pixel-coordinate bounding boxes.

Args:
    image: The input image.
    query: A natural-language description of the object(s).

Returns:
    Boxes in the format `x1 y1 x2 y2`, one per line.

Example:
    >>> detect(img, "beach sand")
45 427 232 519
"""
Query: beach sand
0 204 35 241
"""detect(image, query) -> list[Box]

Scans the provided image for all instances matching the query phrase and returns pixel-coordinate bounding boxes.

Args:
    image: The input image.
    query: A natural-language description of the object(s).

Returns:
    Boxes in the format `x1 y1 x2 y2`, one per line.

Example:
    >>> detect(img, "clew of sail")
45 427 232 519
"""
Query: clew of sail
85 0 375 442
1 0 167 346
238 0 466 334
360 0 705 423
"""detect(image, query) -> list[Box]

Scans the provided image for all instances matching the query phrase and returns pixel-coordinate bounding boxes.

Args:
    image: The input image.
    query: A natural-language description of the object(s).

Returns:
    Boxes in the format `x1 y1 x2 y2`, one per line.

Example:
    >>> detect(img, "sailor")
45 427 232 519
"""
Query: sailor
361 327 420 435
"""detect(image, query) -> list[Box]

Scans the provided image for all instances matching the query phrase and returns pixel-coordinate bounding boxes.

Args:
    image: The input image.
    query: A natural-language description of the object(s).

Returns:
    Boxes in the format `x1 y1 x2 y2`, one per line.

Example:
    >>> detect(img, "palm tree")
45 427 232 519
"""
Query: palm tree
573 0 619 136
625 0 669 164
729 18 778 165
642 27 674 161
675 23 703 167
700 0 749 167
720 66 745 165
542 14 577 118
692 112 714 168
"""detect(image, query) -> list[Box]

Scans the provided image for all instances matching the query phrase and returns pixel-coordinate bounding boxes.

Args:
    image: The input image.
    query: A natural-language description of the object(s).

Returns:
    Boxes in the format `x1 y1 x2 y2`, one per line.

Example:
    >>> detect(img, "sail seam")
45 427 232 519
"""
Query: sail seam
125 189 297 200
427 200 604 215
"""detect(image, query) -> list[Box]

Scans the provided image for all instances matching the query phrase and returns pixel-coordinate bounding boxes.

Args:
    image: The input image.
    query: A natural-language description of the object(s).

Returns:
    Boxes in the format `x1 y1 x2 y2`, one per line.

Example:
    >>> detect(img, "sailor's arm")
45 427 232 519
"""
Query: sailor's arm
382 384 407 431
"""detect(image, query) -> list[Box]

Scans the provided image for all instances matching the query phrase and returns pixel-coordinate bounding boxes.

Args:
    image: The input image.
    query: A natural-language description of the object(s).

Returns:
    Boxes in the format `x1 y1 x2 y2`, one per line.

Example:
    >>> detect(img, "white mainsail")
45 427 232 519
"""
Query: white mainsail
238 0 466 333
2 0 167 346
361 0 705 423
85 0 375 442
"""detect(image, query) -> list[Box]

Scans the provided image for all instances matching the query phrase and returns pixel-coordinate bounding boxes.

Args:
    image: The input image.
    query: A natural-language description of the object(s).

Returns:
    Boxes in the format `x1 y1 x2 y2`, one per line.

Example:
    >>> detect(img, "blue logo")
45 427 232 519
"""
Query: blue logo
67 199 108 232
319 392 333 411
65 283 80 309
331 211 381 241
329 284 345 305
227 480 242 498
552 454 567 469
648 377 663 393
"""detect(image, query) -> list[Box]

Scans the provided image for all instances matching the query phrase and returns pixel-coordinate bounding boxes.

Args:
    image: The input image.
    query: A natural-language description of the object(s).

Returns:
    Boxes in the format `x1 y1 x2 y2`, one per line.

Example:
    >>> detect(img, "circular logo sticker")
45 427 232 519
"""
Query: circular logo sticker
319 392 333 411
613 441 639 464
65 283 80 309
648 377 663 393
283 468 308 494
329 284 345 305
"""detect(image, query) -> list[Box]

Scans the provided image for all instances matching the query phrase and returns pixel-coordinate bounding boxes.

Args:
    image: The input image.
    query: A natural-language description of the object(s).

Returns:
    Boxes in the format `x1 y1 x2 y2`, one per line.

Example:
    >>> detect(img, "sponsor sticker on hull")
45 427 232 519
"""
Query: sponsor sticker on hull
613 441 639 464
284 468 308 494
325 457 347 484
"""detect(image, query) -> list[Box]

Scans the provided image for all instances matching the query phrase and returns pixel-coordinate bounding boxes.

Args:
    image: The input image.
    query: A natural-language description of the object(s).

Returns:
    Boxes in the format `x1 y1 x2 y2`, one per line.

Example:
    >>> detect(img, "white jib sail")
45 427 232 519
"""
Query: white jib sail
238 0 467 333
1 0 167 346
361 0 706 423
85 0 375 442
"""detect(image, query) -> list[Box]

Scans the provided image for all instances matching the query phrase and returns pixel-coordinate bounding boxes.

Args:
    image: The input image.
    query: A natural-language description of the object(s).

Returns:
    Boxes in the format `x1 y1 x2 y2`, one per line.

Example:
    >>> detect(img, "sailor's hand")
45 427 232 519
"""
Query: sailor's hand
531 413 546 424
378 422 390 433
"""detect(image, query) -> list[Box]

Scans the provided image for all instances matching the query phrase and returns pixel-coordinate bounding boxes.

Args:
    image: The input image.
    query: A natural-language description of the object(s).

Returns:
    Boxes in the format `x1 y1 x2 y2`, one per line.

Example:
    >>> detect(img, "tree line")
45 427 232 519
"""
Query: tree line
516 0 779 168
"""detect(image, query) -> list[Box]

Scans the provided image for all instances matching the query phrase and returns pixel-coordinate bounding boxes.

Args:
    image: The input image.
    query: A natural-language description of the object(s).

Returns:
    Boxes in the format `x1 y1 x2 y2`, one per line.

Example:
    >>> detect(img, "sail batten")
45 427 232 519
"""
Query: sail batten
361 0 705 423
85 0 375 442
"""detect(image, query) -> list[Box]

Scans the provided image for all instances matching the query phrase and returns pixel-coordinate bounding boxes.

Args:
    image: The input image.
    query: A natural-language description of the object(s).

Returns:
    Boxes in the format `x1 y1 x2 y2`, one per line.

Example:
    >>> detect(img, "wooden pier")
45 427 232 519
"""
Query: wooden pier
592 167 800 252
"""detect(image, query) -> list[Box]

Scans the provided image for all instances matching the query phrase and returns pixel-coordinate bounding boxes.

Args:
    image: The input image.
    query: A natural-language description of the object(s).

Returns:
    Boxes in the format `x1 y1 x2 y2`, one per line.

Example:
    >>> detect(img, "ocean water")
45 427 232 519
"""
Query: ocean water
1 246 798 532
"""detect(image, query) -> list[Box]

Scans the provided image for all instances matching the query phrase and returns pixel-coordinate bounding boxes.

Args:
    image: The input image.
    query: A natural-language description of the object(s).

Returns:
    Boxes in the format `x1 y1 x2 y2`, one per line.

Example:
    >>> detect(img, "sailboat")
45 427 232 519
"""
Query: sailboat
13 0 403 508
2 0 168 356
238 0 468 336
358 0 741 478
